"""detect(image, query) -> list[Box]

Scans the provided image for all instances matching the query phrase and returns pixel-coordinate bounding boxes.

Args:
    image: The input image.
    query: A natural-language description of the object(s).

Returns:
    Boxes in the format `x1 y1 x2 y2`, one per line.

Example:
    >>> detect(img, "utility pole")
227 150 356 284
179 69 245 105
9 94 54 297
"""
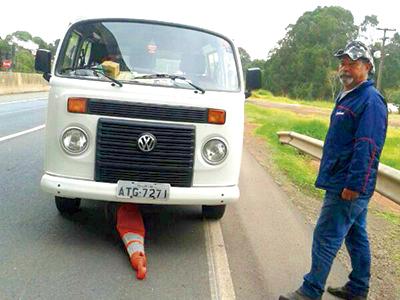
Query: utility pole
376 27 396 91
11 43 15 72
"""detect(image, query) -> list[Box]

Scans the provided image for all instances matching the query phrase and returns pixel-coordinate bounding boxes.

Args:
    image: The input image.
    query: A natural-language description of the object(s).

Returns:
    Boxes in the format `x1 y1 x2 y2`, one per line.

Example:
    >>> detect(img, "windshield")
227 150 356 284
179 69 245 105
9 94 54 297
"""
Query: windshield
56 20 240 92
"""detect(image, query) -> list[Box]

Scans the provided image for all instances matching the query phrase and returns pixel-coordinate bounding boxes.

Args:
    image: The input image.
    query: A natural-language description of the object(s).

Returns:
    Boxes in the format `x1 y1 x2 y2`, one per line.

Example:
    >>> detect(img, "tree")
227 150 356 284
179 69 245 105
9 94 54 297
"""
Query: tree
380 33 400 101
238 47 252 78
0 31 59 73
264 6 358 100
239 47 265 83
358 15 379 45
33 36 48 49
49 39 60 56
12 31 33 42
327 70 340 100
14 49 35 73
0 38 12 61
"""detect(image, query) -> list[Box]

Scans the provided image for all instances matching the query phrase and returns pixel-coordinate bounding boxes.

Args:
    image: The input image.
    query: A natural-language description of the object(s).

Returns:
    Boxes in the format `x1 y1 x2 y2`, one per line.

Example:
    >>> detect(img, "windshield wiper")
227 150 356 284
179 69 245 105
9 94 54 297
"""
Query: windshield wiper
61 66 123 87
133 73 205 94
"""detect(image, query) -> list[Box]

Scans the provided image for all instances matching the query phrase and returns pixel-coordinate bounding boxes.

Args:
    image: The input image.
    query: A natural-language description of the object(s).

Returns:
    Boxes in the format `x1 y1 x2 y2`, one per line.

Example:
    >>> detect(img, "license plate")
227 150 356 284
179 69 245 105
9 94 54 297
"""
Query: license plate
117 181 170 200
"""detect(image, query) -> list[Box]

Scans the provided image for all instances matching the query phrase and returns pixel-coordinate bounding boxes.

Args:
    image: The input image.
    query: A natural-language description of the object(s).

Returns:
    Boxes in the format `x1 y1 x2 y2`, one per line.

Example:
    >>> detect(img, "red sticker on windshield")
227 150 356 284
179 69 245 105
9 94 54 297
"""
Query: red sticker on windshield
147 43 157 54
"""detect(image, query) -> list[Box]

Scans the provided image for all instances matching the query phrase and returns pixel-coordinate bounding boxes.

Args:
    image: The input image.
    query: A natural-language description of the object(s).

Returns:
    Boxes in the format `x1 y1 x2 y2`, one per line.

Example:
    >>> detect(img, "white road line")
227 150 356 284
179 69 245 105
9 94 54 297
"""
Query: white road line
0 98 47 106
204 220 236 300
0 125 46 143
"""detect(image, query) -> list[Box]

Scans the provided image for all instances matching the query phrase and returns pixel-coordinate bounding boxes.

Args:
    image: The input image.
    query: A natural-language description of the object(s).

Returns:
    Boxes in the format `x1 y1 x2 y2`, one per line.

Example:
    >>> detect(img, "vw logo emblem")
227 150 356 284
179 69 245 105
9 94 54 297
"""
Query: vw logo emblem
137 133 157 152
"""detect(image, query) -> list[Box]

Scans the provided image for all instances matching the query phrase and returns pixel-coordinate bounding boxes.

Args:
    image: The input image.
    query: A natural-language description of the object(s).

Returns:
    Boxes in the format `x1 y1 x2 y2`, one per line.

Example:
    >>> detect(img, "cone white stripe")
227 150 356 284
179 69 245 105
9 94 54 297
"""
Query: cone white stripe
127 242 144 256
122 232 144 246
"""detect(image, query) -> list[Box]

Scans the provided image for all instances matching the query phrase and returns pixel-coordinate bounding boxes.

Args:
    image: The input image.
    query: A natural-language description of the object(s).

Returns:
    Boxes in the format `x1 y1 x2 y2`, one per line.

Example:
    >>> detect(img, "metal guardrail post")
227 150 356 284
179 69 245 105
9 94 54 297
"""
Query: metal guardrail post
277 131 323 159
277 131 400 205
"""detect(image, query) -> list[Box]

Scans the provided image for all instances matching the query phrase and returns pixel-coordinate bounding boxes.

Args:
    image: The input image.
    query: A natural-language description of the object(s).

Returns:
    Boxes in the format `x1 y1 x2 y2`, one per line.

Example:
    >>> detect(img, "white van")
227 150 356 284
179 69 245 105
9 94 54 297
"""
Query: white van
35 18 261 219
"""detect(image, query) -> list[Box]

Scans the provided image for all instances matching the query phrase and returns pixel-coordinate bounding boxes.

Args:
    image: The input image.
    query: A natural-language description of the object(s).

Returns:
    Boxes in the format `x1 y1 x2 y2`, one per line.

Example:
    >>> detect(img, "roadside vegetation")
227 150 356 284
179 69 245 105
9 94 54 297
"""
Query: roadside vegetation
245 102 400 298
250 90 400 171
391 113 400 121
245 102 400 175
245 104 326 197
240 7 400 106
381 128 400 170
0 31 58 73
252 89 334 109
375 211 400 226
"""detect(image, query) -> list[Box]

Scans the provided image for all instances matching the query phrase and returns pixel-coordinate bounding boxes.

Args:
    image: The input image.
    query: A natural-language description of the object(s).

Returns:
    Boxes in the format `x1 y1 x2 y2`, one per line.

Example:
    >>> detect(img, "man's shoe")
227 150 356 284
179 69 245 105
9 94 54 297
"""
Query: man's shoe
327 286 367 300
279 289 321 300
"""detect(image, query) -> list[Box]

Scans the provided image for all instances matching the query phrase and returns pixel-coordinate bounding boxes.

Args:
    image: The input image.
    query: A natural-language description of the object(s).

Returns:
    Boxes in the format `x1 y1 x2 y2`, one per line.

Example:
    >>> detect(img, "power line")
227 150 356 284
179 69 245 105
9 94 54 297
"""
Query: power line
376 27 396 91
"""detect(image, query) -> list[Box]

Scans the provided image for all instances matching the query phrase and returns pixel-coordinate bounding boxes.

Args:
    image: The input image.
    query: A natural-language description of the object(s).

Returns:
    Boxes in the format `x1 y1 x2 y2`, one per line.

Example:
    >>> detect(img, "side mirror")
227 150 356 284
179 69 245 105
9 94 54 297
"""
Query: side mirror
35 49 52 81
245 68 261 98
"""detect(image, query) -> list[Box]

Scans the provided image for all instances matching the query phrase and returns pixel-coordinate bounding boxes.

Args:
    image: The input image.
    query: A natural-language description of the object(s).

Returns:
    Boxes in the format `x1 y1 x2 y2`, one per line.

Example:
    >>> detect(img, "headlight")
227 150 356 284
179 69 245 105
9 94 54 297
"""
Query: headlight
61 127 89 155
202 138 228 165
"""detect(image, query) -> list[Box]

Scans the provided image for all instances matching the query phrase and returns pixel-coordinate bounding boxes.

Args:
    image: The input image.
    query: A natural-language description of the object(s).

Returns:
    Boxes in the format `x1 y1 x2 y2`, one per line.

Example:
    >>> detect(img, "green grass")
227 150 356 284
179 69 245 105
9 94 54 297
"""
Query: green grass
245 103 328 197
245 103 400 197
373 211 400 226
246 102 400 170
381 127 400 170
252 89 334 109
395 252 400 265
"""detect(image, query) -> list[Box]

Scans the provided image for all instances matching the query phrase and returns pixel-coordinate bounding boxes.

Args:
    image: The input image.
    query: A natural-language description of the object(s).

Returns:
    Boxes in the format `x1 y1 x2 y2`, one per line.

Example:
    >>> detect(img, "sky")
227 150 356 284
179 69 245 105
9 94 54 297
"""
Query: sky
1 0 398 60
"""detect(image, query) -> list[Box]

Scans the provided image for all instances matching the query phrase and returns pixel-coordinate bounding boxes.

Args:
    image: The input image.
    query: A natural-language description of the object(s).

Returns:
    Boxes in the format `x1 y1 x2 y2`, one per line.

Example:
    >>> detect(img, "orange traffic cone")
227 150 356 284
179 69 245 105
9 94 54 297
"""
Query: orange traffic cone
116 203 147 280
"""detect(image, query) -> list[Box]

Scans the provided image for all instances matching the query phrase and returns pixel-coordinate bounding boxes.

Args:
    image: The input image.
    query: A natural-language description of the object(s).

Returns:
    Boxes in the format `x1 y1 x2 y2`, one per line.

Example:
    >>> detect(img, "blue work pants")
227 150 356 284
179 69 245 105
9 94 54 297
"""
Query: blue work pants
300 191 371 299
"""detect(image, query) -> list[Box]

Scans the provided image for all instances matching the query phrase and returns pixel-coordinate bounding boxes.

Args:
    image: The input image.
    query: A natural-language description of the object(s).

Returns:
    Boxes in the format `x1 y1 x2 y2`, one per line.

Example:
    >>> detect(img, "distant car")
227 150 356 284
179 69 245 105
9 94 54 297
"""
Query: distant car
388 103 399 114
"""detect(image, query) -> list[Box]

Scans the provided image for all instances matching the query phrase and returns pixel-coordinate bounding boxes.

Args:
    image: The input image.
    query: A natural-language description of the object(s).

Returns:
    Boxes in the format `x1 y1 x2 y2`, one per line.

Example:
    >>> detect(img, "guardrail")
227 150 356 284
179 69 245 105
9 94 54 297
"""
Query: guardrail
277 131 400 205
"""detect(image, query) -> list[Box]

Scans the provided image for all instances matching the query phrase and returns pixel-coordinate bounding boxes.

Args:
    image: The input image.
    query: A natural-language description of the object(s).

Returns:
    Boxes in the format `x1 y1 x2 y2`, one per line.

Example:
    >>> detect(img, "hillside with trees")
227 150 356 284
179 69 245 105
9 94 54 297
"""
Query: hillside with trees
0 31 58 73
239 6 400 104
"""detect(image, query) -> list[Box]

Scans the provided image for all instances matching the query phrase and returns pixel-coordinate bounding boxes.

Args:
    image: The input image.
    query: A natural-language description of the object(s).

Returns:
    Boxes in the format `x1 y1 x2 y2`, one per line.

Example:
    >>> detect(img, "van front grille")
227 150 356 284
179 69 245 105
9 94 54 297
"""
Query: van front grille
95 118 195 187
88 98 208 123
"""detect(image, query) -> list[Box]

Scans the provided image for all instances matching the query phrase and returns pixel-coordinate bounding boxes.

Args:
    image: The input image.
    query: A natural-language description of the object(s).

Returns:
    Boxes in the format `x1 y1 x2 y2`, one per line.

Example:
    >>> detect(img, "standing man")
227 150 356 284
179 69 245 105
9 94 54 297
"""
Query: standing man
280 41 388 300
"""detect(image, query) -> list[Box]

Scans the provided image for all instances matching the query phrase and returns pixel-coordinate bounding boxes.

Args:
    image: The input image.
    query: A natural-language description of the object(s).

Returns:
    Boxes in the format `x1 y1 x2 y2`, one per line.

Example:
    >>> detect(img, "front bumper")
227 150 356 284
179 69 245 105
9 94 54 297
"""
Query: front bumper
41 173 239 205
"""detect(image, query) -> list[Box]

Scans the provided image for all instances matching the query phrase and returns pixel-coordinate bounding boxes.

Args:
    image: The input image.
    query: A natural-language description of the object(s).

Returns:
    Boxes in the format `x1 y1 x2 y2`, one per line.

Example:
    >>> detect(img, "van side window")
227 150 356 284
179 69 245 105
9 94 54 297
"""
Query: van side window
77 40 92 67
62 32 81 70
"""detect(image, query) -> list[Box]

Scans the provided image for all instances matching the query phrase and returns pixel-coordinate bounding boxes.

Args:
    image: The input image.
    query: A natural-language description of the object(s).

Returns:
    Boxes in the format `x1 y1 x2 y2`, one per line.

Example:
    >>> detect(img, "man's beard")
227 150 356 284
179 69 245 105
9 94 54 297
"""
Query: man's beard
339 73 354 87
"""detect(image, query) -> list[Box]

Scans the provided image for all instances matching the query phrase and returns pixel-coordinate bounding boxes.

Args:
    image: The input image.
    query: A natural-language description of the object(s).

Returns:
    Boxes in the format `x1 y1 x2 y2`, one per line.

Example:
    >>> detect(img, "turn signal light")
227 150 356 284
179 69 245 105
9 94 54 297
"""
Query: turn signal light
208 109 226 124
68 98 87 113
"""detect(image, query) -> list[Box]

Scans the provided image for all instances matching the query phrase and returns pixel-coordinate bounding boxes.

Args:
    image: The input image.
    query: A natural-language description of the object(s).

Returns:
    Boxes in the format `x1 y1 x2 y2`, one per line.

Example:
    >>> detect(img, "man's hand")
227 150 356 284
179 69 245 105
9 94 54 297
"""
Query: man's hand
341 188 359 201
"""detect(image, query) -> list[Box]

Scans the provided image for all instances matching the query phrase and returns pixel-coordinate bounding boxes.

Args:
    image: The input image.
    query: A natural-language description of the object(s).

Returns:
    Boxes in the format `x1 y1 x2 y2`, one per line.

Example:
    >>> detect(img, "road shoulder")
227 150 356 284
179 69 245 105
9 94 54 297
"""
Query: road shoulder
240 119 400 300
221 142 348 299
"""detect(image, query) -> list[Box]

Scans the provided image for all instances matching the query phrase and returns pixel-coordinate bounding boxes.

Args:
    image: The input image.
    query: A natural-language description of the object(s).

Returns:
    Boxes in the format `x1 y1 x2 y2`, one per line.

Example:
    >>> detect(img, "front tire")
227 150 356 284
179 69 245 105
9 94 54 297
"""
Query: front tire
202 205 226 220
55 196 81 215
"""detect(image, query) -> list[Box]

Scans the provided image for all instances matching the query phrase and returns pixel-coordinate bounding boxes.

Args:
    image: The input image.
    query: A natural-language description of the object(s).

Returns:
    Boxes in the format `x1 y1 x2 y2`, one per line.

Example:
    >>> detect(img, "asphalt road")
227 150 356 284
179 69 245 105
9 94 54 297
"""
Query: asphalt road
0 95 47 137
0 93 348 299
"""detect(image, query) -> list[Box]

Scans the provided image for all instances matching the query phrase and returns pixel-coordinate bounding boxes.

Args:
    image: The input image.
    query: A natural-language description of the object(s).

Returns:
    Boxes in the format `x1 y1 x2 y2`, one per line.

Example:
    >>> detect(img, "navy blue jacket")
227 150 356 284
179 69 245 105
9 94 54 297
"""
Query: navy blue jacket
315 80 388 197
